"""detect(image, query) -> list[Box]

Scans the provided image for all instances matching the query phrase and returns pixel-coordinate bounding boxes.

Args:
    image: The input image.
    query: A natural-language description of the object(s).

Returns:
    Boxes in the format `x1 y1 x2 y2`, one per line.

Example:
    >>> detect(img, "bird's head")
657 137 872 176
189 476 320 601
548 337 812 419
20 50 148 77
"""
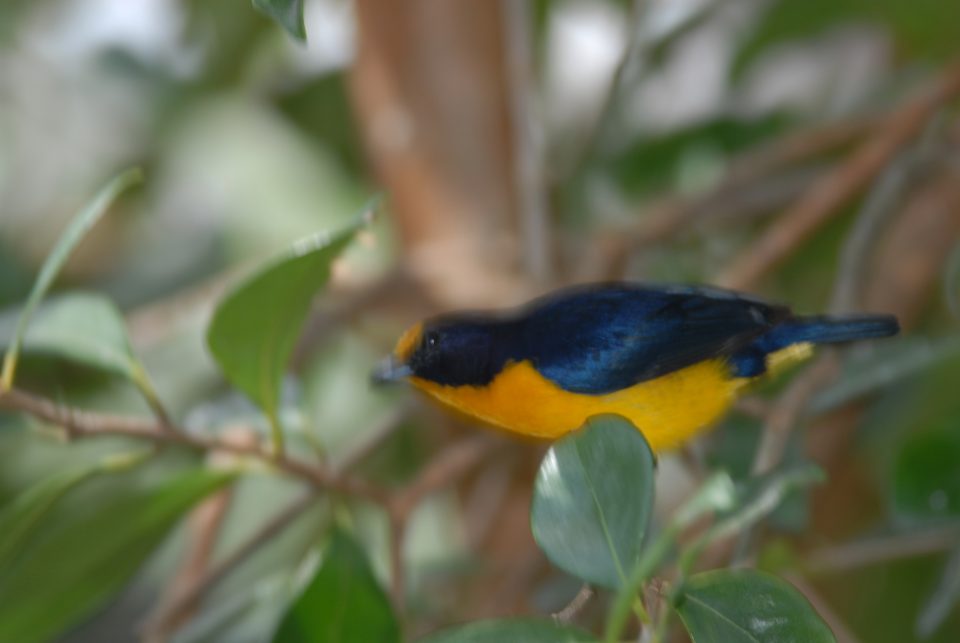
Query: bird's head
372 316 509 388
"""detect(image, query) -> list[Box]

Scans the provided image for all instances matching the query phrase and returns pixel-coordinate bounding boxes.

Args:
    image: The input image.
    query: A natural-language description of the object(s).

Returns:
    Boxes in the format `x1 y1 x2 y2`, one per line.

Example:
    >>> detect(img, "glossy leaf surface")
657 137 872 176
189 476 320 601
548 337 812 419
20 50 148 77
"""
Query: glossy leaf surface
531 415 655 589
676 569 836 643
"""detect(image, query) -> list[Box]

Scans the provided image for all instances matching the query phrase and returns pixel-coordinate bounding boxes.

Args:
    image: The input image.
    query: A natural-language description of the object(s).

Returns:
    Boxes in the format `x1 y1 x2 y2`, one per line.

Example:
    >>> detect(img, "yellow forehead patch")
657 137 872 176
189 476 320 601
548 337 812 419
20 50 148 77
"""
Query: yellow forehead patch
394 322 423 361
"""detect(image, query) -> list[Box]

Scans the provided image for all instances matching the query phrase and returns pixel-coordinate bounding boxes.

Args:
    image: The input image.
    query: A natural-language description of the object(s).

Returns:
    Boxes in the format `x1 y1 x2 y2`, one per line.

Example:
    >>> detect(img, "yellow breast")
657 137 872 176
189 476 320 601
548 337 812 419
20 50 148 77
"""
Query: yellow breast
410 359 747 452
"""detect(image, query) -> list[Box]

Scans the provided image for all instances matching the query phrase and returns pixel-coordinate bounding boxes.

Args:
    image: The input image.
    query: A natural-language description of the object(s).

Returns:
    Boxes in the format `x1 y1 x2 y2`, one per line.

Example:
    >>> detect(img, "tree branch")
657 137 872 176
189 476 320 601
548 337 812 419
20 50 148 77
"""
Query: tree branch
804 525 960 575
0 387 388 504
581 119 865 282
0 385 508 637
719 61 960 291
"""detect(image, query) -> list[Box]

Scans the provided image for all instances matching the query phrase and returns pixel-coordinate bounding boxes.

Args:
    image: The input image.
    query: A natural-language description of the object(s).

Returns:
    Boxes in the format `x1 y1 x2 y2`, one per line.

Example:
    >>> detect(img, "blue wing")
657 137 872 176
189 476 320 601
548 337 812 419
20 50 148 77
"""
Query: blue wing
516 284 789 394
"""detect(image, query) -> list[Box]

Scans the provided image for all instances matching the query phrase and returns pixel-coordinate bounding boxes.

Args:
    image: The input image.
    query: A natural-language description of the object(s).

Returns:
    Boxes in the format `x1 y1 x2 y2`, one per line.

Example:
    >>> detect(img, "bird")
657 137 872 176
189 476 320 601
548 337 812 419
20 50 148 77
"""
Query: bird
372 282 899 452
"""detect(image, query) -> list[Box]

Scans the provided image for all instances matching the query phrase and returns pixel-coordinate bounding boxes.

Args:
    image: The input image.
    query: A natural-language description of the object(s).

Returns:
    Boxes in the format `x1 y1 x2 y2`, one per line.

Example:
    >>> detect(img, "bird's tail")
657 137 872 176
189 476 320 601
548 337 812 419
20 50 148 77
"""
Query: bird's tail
758 314 900 352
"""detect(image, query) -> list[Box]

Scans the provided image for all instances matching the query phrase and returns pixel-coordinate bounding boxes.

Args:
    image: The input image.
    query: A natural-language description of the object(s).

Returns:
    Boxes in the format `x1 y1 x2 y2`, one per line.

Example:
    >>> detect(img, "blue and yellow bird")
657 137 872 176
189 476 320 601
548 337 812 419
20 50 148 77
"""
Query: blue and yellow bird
373 283 898 452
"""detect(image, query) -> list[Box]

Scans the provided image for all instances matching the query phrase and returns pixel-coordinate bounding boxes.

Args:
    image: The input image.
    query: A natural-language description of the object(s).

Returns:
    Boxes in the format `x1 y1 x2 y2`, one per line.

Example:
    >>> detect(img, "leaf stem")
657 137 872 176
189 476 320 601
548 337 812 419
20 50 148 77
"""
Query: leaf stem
604 527 676 643
267 410 285 459
130 362 174 430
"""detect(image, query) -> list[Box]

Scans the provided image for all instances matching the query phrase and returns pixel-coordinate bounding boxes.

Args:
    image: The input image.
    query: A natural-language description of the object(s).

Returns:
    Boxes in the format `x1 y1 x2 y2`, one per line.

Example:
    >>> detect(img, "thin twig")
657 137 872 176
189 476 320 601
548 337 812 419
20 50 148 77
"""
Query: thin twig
719 61 960 290
804 524 960 575
1 385 510 635
582 113 880 283
749 111 954 475
725 117 876 186
552 584 594 624
0 387 388 503
143 407 439 639
584 167 822 281
387 507 407 616
582 116 871 281
631 165 826 247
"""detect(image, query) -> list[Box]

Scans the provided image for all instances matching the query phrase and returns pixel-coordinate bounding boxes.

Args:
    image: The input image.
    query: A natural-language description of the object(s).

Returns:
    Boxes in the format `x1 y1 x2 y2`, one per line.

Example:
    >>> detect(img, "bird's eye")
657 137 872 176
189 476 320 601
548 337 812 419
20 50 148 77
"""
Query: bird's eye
426 332 440 348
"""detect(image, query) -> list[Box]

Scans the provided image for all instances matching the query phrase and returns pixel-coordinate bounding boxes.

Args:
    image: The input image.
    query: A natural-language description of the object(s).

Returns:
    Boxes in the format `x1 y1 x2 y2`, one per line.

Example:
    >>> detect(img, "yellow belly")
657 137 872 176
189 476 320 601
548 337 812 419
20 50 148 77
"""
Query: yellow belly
410 359 748 452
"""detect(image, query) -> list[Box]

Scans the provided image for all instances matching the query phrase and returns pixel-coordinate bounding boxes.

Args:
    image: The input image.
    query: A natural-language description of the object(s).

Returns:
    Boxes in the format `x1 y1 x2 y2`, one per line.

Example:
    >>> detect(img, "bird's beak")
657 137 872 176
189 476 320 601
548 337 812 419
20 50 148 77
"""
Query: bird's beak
371 355 413 385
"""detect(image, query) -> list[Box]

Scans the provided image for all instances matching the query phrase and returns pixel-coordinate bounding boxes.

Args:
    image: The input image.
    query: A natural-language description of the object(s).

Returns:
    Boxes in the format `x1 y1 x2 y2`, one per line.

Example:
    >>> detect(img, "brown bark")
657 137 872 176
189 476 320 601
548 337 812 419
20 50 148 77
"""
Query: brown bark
349 1 531 307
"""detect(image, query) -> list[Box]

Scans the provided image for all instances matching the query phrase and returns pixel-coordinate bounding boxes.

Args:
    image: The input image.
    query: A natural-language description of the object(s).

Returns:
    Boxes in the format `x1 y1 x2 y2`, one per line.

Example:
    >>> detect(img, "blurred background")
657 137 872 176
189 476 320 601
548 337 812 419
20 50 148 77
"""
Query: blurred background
1 0 960 641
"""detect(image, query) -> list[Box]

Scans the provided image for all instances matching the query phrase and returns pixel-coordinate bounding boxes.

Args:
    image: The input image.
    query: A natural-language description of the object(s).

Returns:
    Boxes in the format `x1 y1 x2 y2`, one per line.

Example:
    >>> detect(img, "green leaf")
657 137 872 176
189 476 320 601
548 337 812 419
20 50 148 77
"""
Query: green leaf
1 293 138 378
0 467 232 643
894 428 960 525
253 0 306 41
207 211 371 453
271 529 399 643
419 618 596 643
0 450 149 570
530 415 655 589
0 466 101 569
604 465 823 643
0 292 170 420
732 0 960 79
675 569 836 643
0 168 142 390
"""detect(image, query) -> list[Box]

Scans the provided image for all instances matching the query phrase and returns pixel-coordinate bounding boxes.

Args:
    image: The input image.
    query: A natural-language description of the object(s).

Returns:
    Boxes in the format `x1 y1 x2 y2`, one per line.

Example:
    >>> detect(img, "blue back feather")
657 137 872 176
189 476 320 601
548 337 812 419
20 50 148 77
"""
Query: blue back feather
413 283 899 393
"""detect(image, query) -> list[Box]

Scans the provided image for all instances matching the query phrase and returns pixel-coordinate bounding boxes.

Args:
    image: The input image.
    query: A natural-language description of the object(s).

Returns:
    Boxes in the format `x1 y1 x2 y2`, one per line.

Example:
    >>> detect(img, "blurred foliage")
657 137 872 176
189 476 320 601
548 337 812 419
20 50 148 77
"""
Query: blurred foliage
606 115 787 200
734 0 960 79
894 426 960 525
272 529 400 643
0 460 232 643
0 0 959 641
